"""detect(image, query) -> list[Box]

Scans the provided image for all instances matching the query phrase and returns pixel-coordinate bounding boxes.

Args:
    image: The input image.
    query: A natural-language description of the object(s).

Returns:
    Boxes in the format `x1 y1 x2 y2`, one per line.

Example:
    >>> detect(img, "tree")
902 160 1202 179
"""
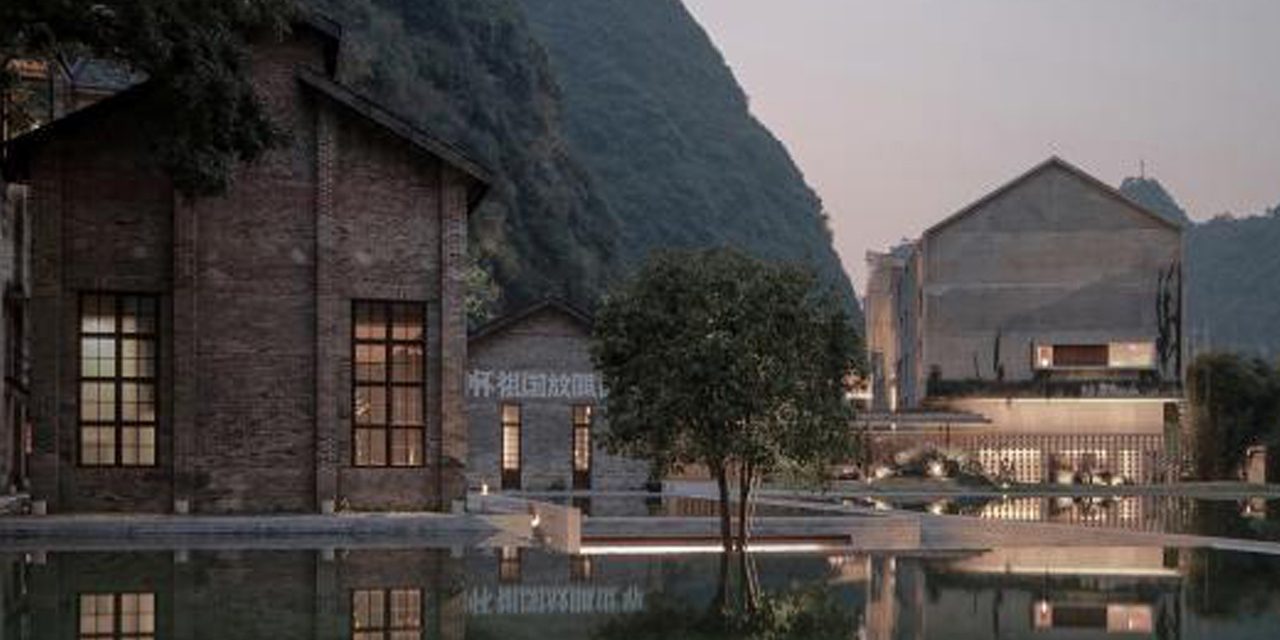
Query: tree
1 0 296 196
591 248 861 567
1187 353 1280 479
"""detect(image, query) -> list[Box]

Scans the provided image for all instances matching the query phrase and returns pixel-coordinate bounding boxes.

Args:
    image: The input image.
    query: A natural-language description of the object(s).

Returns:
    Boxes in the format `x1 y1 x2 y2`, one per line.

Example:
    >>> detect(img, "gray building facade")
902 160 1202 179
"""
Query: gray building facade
466 300 649 493
863 158 1186 484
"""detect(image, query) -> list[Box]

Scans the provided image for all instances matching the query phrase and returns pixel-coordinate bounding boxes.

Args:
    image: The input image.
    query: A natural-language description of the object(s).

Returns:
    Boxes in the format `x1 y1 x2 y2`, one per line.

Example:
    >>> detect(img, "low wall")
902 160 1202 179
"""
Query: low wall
938 397 1176 434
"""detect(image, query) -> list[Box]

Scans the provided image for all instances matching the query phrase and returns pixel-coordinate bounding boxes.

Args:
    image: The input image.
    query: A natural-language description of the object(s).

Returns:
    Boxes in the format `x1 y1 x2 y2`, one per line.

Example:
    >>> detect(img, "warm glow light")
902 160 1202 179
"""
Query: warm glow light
580 542 848 556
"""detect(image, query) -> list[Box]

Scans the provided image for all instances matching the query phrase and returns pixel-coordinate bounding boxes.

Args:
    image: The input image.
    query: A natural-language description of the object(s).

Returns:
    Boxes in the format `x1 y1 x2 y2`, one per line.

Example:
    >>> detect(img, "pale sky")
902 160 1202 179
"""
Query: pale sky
682 0 1280 290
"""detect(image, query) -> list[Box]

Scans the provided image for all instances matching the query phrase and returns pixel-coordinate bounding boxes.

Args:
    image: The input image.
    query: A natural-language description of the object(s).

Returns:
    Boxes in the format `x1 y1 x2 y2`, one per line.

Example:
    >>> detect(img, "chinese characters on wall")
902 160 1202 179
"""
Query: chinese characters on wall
468 369 606 400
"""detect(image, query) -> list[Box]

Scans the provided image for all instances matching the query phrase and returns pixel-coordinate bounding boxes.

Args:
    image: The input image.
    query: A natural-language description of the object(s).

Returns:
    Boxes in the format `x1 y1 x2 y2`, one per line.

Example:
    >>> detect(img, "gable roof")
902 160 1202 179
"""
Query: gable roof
297 68 492 198
469 297 594 345
923 156 1184 240
2 14 492 203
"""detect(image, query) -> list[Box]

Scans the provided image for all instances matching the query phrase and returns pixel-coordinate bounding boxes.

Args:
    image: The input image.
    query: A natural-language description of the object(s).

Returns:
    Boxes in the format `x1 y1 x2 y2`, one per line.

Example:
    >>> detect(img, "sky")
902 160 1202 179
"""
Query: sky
682 0 1280 290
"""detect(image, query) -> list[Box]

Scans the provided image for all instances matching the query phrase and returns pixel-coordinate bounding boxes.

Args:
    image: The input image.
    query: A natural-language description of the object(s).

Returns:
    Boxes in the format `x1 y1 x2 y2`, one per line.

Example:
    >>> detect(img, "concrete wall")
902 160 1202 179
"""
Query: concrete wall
466 307 649 492
25 30 474 513
939 397 1173 434
919 162 1183 385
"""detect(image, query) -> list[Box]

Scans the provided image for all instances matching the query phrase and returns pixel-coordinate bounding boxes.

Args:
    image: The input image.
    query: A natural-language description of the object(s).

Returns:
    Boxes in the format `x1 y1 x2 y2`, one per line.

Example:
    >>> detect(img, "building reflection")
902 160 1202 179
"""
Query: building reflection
2 544 1278 639
847 546 1186 640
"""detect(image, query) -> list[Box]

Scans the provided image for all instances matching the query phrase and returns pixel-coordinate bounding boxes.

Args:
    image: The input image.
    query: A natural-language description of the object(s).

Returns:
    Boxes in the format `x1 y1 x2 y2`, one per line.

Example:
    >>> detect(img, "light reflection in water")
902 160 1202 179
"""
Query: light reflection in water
0 545 1278 639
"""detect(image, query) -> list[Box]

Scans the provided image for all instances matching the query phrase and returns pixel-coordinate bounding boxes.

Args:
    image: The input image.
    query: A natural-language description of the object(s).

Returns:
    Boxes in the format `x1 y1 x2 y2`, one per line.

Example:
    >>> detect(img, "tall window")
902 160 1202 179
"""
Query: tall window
500 403 521 490
80 295 157 467
352 589 422 640
354 302 425 467
79 593 155 640
572 405 593 490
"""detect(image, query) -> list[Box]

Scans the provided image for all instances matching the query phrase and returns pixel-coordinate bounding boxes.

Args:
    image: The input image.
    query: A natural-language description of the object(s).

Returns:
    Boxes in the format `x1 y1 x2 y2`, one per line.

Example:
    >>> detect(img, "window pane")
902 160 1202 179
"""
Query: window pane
501 404 521 425
121 338 155 379
355 344 386 382
502 426 520 471
355 387 387 425
356 428 387 466
120 297 156 334
391 429 423 467
391 305 424 341
353 590 385 629
121 383 156 422
390 589 422 628
355 304 387 340
391 388 422 425
574 426 591 472
81 296 115 334
391 344 423 382
81 337 116 378
80 382 111 422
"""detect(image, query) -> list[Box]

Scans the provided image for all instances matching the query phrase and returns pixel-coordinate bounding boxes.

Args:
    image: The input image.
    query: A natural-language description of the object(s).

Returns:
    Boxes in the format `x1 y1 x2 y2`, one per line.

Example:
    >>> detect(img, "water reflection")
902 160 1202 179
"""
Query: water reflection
1 545 1279 639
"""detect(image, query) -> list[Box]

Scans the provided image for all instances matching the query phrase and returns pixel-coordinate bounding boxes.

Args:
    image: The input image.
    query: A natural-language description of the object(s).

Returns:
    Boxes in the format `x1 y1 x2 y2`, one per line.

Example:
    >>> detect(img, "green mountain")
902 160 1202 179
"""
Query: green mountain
1118 177 1192 226
1120 179 1280 358
305 0 859 320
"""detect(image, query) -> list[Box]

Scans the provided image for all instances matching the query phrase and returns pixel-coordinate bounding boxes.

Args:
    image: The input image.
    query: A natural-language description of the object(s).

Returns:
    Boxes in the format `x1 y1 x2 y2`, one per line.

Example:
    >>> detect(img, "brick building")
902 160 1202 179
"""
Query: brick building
466 300 649 493
0 18 490 513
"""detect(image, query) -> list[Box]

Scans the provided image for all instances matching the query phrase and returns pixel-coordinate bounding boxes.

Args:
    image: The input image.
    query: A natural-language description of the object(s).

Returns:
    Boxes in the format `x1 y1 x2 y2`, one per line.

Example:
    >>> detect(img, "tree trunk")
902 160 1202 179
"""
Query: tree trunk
736 461 752 552
715 463 733 555
737 461 759 613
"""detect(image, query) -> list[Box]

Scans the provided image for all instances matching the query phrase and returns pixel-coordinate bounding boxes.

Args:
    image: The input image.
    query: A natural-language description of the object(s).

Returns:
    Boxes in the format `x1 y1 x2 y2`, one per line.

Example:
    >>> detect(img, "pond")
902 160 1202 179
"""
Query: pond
844 495 1280 542
2 543 1278 639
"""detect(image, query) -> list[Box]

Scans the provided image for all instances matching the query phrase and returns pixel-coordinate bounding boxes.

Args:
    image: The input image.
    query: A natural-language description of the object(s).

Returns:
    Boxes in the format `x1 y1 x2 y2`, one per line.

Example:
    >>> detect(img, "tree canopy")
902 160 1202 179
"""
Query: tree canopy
1 0 296 196
591 248 862 554
1187 352 1280 479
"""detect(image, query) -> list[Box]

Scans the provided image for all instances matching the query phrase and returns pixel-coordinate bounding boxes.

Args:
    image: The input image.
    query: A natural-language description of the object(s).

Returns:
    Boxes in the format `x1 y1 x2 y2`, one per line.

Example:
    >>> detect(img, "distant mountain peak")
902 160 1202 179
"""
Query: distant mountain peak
1118 176 1192 226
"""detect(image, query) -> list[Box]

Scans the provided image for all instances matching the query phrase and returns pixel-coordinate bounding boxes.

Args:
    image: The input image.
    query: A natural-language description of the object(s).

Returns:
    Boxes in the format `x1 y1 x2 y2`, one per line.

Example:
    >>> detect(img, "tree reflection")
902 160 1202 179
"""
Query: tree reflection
591 552 855 640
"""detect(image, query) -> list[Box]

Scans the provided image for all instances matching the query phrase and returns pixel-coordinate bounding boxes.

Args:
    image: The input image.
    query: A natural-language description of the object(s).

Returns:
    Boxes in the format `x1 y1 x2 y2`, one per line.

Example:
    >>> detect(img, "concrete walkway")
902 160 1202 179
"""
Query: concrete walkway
0 511 531 552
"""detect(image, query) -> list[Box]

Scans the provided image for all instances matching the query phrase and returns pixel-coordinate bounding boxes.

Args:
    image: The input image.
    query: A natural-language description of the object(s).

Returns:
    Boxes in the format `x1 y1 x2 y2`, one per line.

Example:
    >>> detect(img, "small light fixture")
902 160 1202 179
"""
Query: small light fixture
480 483 490 496
531 512 542 529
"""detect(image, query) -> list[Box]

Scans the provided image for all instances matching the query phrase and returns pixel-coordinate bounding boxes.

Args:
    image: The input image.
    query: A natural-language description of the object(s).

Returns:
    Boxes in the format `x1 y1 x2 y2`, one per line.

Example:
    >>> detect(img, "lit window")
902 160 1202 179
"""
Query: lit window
501 404 521 490
79 295 157 467
1108 342 1156 369
499 546 522 583
1034 345 1054 370
572 405 592 490
354 302 425 467
352 589 422 640
79 593 154 640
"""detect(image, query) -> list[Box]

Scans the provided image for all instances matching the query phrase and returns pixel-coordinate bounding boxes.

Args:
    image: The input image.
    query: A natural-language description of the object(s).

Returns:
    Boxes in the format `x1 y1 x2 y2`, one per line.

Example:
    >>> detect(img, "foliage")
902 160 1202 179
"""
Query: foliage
591 248 861 552
1120 178 1280 358
301 0 862 318
464 250 500 329
305 0 622 311
1186 353 1280 479
591 554 857 640
1 0 296 196
519 0 861 320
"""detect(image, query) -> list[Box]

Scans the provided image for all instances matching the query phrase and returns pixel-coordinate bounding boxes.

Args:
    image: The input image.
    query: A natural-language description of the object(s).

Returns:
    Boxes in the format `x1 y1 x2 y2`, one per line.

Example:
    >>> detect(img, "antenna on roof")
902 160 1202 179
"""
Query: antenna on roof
1140 158 1146 179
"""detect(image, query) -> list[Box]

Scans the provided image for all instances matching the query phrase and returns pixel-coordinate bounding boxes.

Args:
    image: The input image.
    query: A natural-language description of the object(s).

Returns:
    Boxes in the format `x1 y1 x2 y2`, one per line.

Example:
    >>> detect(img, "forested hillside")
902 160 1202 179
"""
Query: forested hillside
1121 178 1280 357
305 0 860 319
519 0 858 314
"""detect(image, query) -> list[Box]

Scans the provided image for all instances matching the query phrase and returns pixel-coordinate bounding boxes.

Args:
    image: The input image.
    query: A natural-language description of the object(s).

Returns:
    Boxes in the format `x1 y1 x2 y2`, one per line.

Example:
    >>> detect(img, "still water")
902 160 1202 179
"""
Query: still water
1 544 1277 639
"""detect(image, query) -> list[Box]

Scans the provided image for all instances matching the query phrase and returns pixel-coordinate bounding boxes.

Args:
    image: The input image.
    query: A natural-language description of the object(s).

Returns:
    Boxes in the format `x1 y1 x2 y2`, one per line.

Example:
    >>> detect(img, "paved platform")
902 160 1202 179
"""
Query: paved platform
0 512 530 552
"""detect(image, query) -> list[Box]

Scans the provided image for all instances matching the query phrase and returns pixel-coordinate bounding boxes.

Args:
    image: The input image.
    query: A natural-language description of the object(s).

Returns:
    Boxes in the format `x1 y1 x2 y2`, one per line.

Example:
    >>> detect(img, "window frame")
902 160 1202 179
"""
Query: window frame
77 592 156 640
351 300 428 469
500 402 522 490
571 404 593 490
77 293 159 468
350 587 424 640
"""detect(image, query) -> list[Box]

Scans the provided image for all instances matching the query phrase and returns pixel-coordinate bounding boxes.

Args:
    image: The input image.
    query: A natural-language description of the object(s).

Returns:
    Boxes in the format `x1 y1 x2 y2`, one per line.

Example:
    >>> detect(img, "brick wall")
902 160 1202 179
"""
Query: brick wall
24 28 477 513
467 307 649 492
